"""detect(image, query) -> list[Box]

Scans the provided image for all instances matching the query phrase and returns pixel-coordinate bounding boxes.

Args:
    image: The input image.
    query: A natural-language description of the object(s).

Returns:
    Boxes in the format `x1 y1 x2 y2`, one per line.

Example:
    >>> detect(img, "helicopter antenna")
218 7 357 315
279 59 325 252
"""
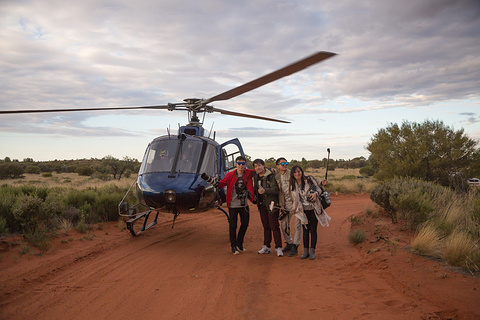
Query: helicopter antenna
208 122 215 139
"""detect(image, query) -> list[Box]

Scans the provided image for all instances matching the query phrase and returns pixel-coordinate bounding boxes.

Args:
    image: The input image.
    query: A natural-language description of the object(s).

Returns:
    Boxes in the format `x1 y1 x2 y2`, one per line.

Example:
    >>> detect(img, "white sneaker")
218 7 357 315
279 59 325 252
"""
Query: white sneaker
276 247 284 257
236 246 246 252
257 245 271 254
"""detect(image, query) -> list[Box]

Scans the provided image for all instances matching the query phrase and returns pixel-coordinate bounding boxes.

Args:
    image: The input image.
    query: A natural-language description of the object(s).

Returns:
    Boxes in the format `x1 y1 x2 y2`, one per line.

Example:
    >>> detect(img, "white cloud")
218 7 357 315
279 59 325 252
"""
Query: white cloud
1 0 479 161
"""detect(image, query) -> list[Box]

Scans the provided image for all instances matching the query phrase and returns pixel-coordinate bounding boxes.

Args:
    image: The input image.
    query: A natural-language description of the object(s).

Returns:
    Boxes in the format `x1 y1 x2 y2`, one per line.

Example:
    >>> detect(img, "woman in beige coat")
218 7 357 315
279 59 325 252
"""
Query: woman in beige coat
290 165 331 260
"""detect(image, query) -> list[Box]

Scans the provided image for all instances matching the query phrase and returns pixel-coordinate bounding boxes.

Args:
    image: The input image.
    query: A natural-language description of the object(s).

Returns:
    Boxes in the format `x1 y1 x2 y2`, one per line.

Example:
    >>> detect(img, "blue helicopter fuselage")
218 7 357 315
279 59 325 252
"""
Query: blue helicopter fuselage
134 130 243 213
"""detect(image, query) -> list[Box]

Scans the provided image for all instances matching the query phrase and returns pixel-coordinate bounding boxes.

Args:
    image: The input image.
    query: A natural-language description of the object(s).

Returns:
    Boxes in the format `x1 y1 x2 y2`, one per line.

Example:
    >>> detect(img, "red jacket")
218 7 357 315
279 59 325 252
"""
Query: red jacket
218 169 255 208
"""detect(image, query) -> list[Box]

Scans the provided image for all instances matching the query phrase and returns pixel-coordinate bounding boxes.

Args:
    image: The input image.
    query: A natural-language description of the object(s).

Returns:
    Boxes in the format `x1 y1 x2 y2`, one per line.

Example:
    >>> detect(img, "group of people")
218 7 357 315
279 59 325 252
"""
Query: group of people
216 156 331 260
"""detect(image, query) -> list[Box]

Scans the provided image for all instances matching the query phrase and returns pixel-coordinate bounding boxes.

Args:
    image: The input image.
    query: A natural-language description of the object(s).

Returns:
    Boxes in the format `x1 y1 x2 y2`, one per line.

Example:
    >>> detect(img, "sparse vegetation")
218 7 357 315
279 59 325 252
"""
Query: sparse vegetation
348 229 366 245
349 215 362 226
372 177 480 272
0 172 137 252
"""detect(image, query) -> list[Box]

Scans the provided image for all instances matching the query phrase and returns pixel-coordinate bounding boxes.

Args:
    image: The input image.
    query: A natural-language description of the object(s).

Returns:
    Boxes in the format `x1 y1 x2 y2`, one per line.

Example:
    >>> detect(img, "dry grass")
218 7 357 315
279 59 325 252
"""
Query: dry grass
307 167 361 179
306 168 377 194
2 173 136 190
57 218 73 236
443 230 480 269
411 223 442 257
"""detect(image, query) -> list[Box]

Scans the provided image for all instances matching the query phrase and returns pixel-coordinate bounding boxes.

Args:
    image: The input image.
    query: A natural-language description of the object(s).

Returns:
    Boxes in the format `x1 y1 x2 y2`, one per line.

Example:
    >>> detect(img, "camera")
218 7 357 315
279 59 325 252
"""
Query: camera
320 190 331 209
307 182 317 203
235 178 249 207
278 209 288 220
201 173 219 187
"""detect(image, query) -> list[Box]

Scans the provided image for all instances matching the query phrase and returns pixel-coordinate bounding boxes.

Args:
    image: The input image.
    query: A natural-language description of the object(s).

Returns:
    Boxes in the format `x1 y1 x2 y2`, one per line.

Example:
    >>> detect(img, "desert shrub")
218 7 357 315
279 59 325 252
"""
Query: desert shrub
24 222 51 252
25 165 41 174
41 172 52 178
76 166 95 176
95 191 122 221
12 194 60 233
0 162 24 179
370 177 445 227
66 188 98 208
348 229 366 245
0 186 17 233
359 166 375 177
75 220 93 234
0 216 7 234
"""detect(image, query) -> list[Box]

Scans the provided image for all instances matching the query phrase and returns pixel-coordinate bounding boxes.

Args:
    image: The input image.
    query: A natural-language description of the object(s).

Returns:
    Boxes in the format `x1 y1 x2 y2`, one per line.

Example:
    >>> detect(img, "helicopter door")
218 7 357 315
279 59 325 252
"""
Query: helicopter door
219 138 245 174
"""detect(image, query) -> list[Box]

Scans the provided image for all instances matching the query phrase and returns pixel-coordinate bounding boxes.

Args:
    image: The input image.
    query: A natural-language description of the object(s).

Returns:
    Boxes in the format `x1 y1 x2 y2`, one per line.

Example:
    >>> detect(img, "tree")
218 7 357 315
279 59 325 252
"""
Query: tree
367 120 478 187
102 155 138 180
0 162 24 179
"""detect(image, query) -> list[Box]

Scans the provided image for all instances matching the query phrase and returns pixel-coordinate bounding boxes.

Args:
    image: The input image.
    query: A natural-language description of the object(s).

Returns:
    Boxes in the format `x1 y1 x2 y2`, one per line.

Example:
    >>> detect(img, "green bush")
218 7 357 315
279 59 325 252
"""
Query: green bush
0 184 128 243
370 177 445 228
76 166 95 176
359 166 375 177
0 162 24 179
25 165 41 174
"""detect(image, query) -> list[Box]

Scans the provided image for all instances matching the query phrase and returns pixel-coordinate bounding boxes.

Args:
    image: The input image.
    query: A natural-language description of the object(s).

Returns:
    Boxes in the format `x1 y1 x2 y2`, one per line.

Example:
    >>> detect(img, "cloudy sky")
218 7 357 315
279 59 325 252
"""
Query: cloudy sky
1 0 479 163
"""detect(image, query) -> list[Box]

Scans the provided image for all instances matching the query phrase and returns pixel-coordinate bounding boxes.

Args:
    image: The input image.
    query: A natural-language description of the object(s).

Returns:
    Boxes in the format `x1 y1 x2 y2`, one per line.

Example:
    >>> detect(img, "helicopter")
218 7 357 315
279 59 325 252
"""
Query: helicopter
0 51 336 236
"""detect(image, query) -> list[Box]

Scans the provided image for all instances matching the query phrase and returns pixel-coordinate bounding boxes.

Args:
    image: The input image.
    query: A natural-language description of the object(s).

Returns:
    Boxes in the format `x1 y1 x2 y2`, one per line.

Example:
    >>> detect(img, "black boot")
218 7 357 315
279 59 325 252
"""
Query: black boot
309 248 315 260
282 243 292 252
301 247 309 259
288 244 298 256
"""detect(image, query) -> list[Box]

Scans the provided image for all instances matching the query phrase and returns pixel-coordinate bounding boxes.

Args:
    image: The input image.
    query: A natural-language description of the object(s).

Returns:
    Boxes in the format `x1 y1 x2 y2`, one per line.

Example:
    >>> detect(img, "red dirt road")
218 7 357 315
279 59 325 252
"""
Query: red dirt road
1 194 479 320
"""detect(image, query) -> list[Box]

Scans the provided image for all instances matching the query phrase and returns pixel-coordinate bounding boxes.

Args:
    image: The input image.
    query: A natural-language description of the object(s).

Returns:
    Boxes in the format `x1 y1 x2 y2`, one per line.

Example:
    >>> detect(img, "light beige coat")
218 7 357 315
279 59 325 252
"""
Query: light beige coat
291 176 331 227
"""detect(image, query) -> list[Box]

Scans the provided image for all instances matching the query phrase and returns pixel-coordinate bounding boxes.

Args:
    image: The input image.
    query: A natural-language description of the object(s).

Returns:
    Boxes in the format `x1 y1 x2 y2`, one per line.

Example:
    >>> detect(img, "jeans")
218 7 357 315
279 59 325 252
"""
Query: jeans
302 209 318 249
259 206 282 248
229 206 250 247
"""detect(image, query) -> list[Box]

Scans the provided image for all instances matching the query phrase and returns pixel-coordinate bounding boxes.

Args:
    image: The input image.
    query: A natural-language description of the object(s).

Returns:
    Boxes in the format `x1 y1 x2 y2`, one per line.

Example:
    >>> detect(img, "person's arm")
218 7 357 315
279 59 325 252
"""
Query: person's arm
218 172 232 189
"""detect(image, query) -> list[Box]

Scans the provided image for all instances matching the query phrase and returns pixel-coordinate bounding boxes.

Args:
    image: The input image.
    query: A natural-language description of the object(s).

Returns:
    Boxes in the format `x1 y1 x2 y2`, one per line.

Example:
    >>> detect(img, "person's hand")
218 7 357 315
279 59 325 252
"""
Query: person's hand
309 192 318 201
321 179 328 186
258 185 265 194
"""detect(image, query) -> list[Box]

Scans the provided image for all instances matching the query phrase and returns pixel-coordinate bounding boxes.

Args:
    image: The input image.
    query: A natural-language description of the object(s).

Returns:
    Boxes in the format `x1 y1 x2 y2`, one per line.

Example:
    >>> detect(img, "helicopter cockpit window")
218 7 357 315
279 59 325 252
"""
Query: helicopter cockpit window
141 140 178 173
199 143 217 177
175 140 203 173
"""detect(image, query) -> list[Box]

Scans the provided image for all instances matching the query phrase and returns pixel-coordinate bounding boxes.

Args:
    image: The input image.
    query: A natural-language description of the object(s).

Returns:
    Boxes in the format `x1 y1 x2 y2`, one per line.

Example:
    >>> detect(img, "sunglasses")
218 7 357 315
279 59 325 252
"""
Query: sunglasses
280 162 289 166
237 162 246 165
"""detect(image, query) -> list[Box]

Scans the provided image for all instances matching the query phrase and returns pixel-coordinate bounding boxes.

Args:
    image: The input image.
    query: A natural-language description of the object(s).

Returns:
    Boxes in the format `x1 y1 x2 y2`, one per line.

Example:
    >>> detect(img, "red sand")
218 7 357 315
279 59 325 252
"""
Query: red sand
1 194 479 319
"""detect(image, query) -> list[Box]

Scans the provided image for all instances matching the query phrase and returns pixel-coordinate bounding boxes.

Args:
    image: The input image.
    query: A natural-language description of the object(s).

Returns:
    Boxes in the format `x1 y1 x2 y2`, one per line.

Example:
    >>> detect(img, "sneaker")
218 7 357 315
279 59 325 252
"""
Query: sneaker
232 246 240 255
288 244 298 257
257 245 271 254
282 243 292 253
276 247 284 257
236 245 246 252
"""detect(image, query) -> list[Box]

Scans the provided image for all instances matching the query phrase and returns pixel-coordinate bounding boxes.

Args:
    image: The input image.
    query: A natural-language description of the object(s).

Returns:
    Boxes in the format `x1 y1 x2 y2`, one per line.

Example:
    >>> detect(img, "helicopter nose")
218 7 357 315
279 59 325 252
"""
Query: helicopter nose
164 189 176 203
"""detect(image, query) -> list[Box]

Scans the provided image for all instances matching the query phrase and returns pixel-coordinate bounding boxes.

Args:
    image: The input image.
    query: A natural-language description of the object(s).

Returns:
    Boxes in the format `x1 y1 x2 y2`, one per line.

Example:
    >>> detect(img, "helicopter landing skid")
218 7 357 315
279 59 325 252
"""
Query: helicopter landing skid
171 210 180 229
215 205 230 223
126 210 160 237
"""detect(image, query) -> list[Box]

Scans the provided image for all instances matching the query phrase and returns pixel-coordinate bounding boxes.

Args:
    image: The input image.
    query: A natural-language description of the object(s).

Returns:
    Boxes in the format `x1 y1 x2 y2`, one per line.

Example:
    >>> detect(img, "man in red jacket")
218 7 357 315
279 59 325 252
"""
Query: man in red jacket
218 155 255 254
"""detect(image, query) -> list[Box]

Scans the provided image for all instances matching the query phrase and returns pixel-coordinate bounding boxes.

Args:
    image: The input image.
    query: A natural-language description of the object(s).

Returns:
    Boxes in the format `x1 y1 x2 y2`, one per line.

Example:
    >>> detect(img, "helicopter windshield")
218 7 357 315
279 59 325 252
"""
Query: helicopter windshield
140 139 216 176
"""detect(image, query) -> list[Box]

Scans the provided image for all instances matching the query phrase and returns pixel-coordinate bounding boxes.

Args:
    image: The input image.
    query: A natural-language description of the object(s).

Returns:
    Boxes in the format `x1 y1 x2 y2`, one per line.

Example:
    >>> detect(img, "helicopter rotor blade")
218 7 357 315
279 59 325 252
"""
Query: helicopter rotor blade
204 51 336 104
210 107 290 123
0 105 171 115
